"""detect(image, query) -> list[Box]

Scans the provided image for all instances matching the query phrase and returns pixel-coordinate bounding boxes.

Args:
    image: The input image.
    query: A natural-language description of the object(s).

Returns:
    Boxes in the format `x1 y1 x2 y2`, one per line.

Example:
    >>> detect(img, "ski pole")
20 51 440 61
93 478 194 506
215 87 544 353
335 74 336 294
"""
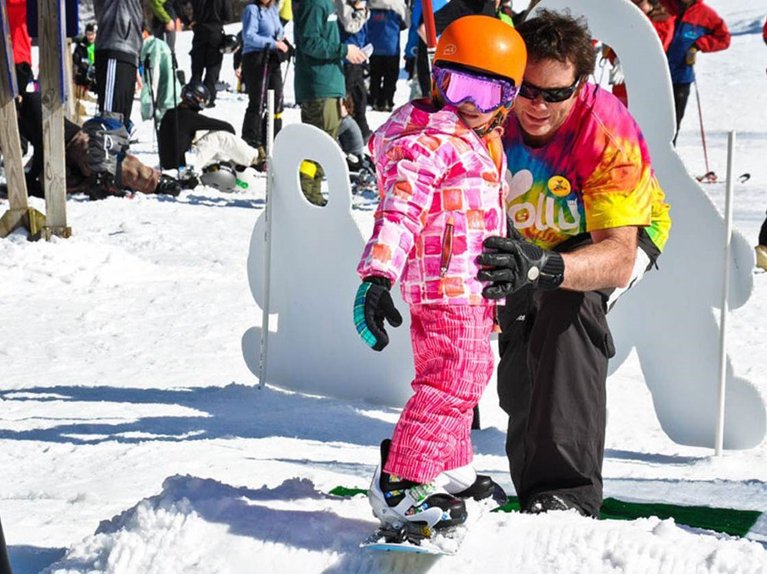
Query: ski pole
144 55 160 145
258 50 270 126
693 80 713 180
421 0 438 68
171 49 181 178
280 52 292 110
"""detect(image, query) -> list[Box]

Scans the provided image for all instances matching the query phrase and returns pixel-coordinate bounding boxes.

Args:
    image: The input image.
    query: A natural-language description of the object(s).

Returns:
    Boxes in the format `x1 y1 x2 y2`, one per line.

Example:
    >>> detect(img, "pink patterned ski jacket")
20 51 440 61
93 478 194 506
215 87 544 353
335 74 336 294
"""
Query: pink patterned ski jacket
357 99 508 306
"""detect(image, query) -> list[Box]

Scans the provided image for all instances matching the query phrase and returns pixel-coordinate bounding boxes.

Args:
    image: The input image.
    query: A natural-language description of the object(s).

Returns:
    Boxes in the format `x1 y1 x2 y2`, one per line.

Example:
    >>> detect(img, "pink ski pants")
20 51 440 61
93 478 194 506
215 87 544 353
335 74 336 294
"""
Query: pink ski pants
384 304 496 483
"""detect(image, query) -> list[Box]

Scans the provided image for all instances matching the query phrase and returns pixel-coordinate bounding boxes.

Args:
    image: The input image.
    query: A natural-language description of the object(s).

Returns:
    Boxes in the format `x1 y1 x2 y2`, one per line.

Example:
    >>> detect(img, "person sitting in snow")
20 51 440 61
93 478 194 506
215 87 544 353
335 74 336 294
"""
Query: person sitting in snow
158 80 266 178
16 92 180 200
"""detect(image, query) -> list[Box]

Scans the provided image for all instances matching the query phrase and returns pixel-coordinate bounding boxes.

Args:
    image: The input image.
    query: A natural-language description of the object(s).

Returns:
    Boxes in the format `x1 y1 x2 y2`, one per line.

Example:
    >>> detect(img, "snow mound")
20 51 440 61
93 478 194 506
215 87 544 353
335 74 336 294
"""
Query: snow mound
44 475 767 574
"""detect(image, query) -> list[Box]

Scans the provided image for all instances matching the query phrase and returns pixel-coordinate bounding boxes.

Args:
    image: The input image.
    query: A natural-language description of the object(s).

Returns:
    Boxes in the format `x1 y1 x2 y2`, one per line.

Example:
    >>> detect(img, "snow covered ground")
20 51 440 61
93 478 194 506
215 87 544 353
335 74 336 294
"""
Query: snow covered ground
1 1 766 572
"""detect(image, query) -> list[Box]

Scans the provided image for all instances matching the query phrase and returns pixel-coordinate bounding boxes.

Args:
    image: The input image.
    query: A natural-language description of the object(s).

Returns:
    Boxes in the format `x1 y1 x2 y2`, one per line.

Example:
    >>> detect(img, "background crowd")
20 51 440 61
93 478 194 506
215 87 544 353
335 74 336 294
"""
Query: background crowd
6 0 753 203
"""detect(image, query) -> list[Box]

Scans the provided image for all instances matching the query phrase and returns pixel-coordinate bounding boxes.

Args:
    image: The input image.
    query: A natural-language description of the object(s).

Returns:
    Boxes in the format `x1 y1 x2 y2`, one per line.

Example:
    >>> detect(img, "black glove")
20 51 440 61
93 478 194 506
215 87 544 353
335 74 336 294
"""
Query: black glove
477 236 565 299
353 276 403 351
404 57 415 79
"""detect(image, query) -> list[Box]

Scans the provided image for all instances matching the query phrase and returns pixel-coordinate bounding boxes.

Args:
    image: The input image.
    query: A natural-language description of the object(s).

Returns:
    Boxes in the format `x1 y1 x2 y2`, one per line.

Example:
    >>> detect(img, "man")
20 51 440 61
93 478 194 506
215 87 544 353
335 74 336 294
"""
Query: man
190 0 233 108
73 23 98 103
335 0 371 140
146 0 181 51
293 0 366 205
158 81 262 174
477 10 672 518
660 0 729 144
93 0 144 128
8 0 33 92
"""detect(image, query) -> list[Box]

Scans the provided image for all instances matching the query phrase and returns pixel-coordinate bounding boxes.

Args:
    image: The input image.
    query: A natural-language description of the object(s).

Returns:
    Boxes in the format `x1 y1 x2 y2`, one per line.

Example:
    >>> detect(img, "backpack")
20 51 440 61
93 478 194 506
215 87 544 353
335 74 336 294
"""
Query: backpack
82 112 131 198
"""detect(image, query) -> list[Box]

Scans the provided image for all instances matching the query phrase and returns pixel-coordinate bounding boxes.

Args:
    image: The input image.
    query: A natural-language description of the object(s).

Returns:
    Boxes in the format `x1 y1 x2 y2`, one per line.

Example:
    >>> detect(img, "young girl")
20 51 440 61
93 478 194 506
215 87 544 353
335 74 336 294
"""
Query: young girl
353 15 527 532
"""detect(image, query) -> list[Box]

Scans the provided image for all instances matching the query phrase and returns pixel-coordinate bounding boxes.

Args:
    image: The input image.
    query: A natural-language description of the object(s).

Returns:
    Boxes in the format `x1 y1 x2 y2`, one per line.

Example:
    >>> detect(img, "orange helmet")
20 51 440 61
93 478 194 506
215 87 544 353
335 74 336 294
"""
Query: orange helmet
434 15 527 87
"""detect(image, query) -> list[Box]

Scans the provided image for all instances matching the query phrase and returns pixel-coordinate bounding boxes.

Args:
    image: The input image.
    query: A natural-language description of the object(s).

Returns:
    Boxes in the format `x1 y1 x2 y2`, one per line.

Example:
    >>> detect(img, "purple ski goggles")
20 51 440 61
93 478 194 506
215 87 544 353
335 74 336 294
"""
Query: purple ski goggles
433 65 519 113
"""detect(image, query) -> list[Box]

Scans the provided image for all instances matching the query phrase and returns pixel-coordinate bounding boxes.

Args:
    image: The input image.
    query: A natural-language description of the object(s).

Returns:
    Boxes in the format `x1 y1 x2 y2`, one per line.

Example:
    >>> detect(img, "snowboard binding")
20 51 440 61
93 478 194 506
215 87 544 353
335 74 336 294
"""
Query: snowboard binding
377 522 433 545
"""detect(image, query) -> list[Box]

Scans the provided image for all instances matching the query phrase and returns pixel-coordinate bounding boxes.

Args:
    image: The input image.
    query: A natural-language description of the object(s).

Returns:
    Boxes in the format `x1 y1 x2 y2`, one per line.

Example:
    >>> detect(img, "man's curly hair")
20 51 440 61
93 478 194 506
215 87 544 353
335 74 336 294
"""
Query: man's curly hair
516 9 597 80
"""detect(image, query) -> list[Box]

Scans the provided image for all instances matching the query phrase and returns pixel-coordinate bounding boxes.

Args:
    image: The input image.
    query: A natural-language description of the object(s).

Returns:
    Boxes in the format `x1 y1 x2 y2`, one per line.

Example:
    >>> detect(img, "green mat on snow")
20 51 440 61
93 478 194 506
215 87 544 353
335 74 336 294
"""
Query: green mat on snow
329 487 761 538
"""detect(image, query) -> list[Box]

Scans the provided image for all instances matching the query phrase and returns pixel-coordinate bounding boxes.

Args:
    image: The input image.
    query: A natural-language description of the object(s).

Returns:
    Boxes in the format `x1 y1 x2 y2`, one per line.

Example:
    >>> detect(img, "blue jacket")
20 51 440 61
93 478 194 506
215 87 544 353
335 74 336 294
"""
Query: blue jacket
663 0 730 84
368 9 402 56
334 0 369 48
403 0 448 60
242 4 285 54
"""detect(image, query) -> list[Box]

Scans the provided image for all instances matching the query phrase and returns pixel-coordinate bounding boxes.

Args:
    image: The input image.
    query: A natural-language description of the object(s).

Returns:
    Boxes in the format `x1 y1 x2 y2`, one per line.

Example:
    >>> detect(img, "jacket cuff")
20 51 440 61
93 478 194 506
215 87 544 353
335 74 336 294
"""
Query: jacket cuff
363 276 392 290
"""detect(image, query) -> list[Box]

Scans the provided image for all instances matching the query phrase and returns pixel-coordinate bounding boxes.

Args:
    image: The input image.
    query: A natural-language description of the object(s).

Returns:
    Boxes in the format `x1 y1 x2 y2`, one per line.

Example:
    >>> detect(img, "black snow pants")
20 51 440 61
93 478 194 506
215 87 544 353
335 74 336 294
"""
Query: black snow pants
497 231 659 517
498 286 613 518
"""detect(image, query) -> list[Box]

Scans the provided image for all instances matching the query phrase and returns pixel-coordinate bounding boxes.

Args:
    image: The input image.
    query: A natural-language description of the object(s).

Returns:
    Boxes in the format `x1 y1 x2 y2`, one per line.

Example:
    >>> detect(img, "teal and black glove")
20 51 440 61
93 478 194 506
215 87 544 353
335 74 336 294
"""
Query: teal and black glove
353 276 402 351
477 236 565 299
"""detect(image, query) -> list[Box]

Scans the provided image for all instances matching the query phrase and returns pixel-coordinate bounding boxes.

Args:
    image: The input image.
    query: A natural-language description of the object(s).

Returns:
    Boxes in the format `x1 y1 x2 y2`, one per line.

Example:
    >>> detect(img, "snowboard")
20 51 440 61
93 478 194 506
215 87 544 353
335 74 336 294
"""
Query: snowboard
333 481 508 556
360 521 468 555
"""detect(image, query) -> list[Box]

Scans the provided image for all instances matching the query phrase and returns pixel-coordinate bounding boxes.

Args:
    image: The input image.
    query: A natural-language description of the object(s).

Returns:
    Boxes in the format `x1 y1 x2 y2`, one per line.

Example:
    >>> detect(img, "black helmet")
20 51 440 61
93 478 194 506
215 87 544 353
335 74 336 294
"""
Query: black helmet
181 81 210 111
220 33 240 54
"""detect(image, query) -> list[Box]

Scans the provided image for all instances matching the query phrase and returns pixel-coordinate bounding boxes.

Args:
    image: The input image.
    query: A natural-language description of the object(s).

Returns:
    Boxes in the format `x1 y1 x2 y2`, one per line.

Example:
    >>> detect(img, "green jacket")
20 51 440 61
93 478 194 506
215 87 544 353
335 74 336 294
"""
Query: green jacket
147 0 172 24
140 37 182 123
293 0 347 103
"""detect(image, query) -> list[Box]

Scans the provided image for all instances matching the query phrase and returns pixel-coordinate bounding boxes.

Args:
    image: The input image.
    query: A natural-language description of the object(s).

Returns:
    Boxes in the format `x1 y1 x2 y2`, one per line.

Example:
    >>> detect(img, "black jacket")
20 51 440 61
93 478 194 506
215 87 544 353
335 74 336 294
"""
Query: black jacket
433 0 496 35
158 105 235 168
192 0 234 47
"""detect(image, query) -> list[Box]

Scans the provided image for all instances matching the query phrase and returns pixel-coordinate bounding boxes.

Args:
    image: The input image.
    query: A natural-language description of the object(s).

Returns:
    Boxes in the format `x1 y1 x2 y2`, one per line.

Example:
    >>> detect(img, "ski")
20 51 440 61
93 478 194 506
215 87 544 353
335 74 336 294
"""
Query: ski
696 171 751 184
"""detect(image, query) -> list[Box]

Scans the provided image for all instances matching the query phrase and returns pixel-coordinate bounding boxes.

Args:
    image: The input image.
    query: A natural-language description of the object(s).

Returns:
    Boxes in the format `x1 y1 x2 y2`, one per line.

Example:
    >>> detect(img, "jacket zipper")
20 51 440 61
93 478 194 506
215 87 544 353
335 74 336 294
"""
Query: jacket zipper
440 215 454 277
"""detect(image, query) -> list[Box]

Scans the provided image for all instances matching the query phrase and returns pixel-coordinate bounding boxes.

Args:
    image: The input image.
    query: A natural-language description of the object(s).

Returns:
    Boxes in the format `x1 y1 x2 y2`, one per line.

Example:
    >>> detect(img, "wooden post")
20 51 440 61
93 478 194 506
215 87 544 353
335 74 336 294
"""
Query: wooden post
38 0 71 240
0 0 46 239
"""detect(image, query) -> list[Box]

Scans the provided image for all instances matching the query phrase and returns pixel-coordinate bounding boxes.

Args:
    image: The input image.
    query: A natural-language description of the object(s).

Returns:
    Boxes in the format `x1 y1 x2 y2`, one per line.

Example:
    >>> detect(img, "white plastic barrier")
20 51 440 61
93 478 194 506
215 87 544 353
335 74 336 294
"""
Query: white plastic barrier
245 123 415 406
244 0 765 450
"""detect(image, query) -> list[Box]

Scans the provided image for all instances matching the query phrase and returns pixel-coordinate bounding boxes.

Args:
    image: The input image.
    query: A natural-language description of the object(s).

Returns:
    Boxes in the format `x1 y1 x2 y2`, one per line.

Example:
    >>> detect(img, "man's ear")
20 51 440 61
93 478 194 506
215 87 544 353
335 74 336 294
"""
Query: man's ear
575 75 587 96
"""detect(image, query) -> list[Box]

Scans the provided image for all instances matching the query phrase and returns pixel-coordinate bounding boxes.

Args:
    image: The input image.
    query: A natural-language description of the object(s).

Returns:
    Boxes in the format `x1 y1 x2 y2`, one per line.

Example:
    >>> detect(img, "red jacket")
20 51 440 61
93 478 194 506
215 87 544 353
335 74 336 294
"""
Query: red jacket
7 0 31 66
652 17 675 52
660 0 730 52
661 0 729 83
763 18 767 44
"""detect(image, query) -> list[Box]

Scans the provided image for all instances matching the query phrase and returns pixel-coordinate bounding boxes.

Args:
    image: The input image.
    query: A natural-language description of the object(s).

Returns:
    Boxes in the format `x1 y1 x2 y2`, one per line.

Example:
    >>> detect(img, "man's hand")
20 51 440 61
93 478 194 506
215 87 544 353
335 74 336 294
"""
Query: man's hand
275 39 289 53
685 46 698 65
477 236 565 299
353 276 403 351
346 44 367 64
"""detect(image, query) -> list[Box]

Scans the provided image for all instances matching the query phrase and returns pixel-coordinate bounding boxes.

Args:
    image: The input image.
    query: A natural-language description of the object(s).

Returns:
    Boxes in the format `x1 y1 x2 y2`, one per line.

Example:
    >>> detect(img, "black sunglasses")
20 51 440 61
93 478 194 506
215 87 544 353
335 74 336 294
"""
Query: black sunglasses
518 78 580 103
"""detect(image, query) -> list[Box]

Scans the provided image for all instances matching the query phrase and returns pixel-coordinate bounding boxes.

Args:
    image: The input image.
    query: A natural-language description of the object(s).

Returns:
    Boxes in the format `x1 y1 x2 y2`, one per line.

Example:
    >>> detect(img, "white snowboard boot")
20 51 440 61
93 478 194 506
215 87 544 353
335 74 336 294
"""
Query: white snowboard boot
439 463 508 504
368 440 467 531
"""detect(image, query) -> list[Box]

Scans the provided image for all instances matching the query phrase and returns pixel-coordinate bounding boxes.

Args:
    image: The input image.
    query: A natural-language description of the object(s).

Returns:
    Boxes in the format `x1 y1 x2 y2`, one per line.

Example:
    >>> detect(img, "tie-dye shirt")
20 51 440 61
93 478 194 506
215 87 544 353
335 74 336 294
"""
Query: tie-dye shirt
502 84 671 251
